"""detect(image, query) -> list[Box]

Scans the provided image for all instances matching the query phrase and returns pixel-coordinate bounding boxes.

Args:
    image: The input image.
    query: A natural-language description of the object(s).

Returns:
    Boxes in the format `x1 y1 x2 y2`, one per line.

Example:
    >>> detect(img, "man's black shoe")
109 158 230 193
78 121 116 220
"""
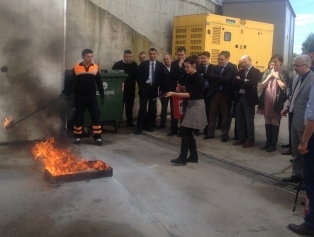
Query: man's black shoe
144 126 154 132
203 135 214 140
134 129 142 135
282 176 302 183
282 144 291 148
167 130 178 136
288 223 314 236
159 125 166 129
152 124 159 129
127 122 135 127
221 138 229 142
194 130 200 136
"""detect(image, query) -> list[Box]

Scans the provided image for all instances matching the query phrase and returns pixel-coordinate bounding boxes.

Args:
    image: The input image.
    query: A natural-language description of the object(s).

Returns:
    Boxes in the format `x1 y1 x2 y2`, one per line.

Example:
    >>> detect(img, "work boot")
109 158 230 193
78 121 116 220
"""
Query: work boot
74 138 82 145
266 125 279 152
95 139 103 146
260 124 272 150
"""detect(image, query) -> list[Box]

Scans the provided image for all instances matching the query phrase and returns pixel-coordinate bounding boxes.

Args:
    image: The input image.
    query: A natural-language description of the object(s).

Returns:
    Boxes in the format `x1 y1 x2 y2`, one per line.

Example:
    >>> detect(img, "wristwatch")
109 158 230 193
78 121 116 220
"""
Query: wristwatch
300 139 308 145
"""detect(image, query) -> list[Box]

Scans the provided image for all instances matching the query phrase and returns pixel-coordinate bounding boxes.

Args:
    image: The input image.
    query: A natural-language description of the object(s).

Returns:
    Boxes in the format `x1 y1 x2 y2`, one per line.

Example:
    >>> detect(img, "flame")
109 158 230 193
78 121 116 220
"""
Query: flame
3 116 13 129
31 138 110 176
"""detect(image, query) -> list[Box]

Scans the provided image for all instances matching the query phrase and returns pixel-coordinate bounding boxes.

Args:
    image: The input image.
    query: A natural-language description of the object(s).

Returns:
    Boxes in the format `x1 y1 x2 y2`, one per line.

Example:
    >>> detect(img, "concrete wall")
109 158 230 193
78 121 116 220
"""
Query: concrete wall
65 0 175 122
65 0 169 70
90 0 220 53
223 0 295 68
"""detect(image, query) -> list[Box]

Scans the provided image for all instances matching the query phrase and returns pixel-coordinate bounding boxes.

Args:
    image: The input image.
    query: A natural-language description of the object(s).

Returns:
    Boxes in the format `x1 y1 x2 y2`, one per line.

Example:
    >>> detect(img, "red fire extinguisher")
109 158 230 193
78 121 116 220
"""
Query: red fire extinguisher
172 96 184 119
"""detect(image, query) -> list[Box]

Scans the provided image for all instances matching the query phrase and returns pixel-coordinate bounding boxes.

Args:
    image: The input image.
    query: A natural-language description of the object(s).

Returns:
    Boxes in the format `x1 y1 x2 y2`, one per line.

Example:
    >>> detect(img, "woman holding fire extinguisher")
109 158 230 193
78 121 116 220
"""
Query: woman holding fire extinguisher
165 56 207 165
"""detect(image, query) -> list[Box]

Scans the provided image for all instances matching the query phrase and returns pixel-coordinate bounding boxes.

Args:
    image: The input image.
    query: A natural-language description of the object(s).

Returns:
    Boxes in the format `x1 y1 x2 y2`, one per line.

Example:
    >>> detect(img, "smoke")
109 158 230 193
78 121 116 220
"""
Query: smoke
0 1 64 142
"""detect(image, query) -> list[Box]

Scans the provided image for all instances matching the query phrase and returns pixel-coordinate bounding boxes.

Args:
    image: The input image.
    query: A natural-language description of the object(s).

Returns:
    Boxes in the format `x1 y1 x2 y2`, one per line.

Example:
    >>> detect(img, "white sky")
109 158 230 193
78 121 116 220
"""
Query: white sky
289 0 314 53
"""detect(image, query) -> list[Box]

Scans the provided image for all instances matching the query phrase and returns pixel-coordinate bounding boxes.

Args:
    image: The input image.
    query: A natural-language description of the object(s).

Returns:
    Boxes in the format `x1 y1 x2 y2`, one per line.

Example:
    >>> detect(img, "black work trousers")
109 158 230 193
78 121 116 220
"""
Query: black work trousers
123 87 135 124
137 84 158 129
74 94 101 139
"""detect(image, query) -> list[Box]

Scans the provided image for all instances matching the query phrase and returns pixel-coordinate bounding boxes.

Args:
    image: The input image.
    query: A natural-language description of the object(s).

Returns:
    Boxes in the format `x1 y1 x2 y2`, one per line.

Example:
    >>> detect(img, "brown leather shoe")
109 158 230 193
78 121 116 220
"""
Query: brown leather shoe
288 223 314 236
242 141 254 148
281 148 292 155
233 140 245 146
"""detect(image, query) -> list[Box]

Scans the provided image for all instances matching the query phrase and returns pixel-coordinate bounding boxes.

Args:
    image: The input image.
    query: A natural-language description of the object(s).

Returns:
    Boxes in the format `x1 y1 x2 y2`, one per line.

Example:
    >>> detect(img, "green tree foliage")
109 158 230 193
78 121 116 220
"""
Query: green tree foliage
301 32 314 53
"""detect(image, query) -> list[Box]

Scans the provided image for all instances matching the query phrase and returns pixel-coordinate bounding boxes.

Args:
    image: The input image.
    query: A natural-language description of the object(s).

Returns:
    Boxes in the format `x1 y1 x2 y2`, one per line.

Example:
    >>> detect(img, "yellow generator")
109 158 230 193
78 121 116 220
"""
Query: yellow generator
172 14 274 71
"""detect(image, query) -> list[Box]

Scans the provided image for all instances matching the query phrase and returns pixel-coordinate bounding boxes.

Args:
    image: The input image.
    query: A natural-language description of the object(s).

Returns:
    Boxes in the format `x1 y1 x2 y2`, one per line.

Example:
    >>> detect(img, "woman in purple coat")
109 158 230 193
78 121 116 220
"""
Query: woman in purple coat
257 54 289 152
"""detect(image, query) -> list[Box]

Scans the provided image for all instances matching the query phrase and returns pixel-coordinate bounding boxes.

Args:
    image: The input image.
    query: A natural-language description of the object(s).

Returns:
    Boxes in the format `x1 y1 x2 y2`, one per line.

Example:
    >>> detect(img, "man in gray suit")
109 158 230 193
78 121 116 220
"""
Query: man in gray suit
281 54 314 183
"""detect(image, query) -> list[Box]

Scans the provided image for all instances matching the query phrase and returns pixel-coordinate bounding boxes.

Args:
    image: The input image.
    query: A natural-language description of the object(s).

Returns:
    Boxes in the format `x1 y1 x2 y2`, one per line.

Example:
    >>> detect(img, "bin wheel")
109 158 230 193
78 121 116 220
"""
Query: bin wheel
114 123 118 132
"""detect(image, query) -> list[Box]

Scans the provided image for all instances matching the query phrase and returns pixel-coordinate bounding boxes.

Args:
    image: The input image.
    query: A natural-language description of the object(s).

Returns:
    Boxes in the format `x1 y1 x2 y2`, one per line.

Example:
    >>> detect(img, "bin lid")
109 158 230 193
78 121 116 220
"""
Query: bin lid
100 69 128 77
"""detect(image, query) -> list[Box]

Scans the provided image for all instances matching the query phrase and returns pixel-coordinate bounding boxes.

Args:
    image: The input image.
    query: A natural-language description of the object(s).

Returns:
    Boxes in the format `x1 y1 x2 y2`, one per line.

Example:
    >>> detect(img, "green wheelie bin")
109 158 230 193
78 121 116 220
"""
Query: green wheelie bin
83 70 127 132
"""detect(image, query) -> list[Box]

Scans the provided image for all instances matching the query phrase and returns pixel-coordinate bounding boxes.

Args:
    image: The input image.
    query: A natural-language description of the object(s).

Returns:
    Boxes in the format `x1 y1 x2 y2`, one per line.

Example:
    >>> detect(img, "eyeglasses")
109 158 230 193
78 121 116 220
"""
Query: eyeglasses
293 64 306 67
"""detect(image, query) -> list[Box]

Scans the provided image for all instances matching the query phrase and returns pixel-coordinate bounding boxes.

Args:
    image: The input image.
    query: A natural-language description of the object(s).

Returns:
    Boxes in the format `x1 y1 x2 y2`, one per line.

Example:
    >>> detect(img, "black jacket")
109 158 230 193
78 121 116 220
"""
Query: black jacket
112 60 138 88
206 62 238 101
137 60 167 91
233 66 261 106
169 59 188 90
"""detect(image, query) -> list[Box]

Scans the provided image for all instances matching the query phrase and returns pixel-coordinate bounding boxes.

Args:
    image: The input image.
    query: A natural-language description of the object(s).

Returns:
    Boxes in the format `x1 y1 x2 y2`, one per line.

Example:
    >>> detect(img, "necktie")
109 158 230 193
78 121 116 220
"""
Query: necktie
204 65 209 89
151 62 155 83
289 77 302 113
239 69 249 94
245 68 249 78
219 66 224 75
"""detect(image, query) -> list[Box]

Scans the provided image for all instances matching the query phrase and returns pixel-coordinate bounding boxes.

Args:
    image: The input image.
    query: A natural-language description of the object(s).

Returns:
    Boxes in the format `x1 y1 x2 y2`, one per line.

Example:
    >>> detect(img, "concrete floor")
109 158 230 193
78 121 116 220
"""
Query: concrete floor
0 115 304 237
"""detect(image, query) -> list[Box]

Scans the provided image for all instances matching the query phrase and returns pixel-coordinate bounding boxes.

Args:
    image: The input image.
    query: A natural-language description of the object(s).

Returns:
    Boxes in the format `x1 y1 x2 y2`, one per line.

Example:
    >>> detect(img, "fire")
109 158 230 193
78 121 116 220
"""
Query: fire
3 116 13 129
32 138 110 176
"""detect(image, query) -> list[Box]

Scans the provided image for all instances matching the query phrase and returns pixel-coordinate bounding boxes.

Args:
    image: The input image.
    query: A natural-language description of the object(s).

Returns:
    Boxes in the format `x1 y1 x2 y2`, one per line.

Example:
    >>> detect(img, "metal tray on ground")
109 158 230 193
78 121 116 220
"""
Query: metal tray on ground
43 161 113 184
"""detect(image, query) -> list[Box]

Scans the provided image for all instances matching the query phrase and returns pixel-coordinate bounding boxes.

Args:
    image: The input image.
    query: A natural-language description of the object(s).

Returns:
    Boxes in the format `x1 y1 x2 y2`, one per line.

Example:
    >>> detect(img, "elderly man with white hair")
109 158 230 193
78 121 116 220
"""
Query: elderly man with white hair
232 55 261 148
281 54 314 184
287 54 314 236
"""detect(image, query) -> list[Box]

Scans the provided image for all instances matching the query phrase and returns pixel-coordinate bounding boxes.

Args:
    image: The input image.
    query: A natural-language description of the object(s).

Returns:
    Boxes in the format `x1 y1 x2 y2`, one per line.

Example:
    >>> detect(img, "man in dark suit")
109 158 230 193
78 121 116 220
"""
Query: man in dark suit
203 51 238 142
135 48 167 135
112 50 138 127
159 53 172 129
167 47 188 136
233 55 261 148
198 51 214 135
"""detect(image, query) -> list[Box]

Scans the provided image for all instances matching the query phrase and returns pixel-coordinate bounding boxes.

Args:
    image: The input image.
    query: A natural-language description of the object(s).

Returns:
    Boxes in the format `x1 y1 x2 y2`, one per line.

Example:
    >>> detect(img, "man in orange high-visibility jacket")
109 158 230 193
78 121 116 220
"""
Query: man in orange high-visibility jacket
63 49 105 145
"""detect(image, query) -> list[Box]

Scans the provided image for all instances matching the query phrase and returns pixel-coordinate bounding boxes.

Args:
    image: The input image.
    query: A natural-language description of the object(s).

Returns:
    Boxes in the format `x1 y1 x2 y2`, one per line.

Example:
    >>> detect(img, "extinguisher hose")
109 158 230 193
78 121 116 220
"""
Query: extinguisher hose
293 178 304 212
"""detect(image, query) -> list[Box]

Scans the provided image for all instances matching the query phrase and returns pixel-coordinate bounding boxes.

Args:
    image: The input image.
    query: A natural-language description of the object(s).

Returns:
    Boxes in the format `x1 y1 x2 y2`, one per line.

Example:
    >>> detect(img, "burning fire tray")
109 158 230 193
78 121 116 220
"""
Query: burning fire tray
43 161 113 184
